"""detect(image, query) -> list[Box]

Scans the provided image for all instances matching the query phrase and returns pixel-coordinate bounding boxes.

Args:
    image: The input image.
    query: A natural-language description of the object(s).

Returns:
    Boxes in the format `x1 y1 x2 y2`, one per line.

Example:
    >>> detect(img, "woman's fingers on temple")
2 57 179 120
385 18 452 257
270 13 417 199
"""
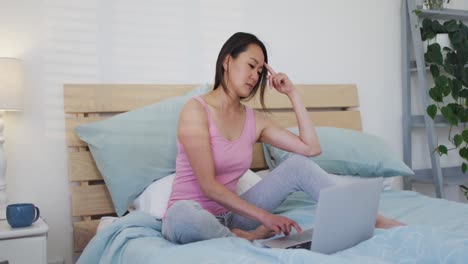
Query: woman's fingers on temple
266 70 288 90
277 74 286 85
271 76 277 88
274 77 280 88
264 63 277 75
281 74 287 83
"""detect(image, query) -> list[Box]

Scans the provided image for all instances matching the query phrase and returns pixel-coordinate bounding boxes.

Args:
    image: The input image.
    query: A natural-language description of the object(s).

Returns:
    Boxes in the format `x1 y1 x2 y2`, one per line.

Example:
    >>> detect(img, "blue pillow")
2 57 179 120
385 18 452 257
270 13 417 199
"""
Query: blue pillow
263 127 414 177
75 84 211 216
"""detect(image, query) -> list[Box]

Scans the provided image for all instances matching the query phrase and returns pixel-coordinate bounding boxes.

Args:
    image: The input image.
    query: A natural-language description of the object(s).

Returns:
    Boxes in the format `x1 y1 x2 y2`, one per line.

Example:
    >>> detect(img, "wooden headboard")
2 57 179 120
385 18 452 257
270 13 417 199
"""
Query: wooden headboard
65 84 361 252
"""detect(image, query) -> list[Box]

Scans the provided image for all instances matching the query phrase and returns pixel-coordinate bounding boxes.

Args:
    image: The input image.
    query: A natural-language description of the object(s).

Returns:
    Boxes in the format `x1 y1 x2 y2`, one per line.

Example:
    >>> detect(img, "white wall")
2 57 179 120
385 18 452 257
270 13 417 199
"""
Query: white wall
1 0 467 263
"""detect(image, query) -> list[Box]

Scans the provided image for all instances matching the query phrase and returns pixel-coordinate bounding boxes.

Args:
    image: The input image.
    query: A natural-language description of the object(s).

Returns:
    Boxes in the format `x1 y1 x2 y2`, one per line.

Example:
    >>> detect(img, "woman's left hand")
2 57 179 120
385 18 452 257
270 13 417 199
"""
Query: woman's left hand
264 63 294 95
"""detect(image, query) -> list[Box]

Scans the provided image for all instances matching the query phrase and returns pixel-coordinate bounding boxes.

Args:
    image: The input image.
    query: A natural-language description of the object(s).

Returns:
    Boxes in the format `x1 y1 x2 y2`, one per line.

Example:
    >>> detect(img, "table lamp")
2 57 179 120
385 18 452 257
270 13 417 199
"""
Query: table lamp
0 58 24 220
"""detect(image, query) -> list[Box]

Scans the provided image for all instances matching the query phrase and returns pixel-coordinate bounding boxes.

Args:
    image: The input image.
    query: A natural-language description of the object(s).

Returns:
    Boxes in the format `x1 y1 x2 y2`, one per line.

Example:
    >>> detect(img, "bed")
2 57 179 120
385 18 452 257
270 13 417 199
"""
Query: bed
65 84 468 263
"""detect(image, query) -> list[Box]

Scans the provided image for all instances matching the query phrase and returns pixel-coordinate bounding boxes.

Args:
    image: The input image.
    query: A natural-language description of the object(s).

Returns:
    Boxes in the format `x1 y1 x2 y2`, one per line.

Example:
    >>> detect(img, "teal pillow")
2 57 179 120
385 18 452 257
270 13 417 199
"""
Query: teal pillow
75 84 211 216
263 127 414 177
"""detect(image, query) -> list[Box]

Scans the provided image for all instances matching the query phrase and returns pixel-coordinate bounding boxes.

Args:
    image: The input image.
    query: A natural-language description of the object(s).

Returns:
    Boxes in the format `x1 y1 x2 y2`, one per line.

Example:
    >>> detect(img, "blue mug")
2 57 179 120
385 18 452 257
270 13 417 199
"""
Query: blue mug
6 203 40 228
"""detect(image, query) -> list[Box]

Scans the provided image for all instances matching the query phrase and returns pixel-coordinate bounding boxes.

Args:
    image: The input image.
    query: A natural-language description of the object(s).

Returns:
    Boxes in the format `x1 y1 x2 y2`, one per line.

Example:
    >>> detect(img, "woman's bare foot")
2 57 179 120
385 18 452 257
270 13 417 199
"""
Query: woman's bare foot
231 228 255 240
251 225 276 239
231 225 275 241
375 215 405 229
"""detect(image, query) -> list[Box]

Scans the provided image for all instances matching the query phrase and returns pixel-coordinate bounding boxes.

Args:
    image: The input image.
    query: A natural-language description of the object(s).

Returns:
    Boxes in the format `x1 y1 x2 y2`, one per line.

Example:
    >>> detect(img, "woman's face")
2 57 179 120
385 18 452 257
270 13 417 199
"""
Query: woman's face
224 44 265 98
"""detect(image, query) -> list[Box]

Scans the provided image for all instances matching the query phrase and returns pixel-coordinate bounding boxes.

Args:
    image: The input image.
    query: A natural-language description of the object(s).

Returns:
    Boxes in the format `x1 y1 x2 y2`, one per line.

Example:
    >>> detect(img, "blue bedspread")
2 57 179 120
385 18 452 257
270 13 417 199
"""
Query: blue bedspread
78 190 468 264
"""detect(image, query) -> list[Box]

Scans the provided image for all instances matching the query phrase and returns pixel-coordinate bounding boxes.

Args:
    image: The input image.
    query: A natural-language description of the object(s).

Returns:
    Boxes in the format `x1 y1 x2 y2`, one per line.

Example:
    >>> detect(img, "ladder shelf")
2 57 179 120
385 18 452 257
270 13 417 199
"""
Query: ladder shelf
402 0 468 198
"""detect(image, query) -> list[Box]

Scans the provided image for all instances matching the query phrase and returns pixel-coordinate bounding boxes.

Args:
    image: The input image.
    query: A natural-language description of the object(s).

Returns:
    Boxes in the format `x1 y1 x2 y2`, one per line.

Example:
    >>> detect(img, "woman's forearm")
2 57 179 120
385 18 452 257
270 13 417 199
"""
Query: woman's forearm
201 181 268 222
287 89 321 155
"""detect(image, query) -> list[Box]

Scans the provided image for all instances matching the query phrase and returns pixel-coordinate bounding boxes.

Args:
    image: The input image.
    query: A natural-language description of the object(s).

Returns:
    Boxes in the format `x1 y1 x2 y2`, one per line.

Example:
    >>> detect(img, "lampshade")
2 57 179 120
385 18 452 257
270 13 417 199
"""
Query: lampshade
0 58 24 111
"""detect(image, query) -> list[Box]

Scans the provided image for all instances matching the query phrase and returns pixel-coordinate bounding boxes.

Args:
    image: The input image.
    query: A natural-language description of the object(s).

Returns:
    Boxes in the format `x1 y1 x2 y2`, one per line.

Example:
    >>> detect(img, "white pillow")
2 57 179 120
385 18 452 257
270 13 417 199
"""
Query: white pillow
96 216 119 233
235 169 262 195
255 169 393 191
131 173 176 219
132 170 262 219
328 174 393 190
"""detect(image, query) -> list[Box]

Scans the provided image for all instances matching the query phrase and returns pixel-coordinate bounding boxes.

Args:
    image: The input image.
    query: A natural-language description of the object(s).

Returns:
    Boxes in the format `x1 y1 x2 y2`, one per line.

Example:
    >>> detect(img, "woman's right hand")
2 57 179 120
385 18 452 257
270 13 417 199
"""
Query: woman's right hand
261 213 302 236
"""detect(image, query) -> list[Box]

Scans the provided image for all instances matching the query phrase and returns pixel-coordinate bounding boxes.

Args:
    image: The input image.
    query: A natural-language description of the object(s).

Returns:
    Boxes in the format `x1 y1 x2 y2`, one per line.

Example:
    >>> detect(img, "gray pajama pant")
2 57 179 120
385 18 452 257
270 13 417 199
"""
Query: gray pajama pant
162 154 335 244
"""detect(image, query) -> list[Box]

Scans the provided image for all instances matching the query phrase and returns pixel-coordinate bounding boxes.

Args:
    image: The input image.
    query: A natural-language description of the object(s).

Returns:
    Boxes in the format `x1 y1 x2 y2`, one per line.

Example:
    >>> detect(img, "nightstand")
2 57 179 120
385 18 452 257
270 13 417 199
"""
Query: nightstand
0 217 48 264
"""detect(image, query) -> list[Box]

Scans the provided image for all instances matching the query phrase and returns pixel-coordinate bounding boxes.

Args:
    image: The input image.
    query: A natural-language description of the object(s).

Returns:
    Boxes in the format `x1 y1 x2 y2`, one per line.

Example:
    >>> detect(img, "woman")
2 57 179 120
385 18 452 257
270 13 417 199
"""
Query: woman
162 32 403 244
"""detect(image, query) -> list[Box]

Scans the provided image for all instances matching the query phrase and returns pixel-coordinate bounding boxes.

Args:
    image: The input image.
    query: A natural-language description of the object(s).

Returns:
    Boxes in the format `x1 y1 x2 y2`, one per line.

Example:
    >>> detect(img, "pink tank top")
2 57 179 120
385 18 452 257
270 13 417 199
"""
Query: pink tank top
166 96 257 216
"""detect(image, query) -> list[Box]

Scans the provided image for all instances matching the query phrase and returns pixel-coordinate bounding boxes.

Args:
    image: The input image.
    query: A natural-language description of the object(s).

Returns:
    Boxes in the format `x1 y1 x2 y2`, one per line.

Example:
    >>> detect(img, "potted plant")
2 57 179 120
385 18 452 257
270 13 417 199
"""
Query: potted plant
414 1 453 53
421 19 453 53
421 18 468 174
423 0 450 10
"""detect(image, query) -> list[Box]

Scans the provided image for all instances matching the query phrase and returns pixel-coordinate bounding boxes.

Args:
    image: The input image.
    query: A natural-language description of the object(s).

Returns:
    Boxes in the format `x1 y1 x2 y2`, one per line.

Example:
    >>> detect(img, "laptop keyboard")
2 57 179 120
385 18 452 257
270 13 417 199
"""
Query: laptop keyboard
286 241 312 249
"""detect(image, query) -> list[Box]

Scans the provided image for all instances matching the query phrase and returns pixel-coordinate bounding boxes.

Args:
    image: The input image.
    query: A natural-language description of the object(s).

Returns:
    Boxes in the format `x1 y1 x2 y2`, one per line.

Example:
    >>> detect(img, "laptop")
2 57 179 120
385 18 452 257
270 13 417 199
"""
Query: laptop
262 177 383 254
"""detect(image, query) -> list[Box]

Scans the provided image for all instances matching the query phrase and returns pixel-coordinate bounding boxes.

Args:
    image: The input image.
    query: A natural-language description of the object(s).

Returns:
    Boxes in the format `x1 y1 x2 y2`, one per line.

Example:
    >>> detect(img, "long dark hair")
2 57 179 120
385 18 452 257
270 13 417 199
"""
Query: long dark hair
213 32 268 110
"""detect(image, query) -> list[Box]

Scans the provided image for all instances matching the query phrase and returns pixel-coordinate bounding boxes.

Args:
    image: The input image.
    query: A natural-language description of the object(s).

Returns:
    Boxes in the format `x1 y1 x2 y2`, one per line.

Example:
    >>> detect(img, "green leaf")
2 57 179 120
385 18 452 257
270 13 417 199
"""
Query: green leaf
426 32 436 41
462 130 468 143
461 23 468 38
464 67 468 87
462 163 467 174
452 79 462 100
454 134 463 147
453 104 468 122
455 70 464 84
460 89 468 99
430 64 440 78
441 106 458 125
429 87 443 102
435 75 448 88
434 76 450 98
431 20 444 33
422 18 433 31
413 9 422 17
458 42 468 66
460 147 468 160
443 78 452 97
443 20 459 32
448 103 460 114
427 104 438 119
438 145 448 155
444 64 455 75
445 52 458 65
426 43 443 65
451 31 464 45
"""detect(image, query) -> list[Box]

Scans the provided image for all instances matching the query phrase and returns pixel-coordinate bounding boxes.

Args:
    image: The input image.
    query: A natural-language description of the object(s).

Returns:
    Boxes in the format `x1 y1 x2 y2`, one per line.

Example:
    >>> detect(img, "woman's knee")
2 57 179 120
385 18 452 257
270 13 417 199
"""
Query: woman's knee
163 200 232 244
162 200 201 241
169 200 201 214
164 200 202 225
289 153 310 163
166 200 195 220
281 154 331 181
282 154 318 170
